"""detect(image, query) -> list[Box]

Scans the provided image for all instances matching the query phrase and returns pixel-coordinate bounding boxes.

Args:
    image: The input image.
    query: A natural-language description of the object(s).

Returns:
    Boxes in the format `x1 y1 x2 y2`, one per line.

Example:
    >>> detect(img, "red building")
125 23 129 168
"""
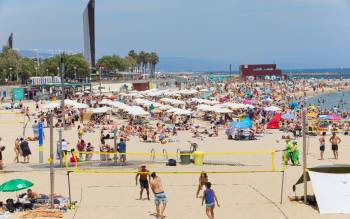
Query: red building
240 64 283 80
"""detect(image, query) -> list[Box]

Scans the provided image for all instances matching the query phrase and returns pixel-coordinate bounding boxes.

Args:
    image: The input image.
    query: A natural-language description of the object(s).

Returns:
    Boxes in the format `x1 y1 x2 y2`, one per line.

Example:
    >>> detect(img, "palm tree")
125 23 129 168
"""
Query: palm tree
139 51 148 73
149 52 159 78
128 50 137 72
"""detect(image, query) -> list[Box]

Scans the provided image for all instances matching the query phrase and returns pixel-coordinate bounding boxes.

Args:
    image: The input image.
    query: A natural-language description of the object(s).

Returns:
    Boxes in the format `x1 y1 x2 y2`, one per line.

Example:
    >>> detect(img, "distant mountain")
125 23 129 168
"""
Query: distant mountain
18 50 52 59
157 57 234 72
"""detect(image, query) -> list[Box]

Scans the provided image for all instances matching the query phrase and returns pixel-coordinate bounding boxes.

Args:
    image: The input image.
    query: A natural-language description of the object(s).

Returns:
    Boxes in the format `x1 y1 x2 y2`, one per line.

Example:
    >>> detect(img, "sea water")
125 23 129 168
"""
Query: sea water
306 91 350 111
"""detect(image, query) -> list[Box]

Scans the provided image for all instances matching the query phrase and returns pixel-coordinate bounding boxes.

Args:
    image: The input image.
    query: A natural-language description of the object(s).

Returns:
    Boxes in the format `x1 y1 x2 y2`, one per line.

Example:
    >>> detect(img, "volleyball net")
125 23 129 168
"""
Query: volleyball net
0 111 24 124
62 149 284 174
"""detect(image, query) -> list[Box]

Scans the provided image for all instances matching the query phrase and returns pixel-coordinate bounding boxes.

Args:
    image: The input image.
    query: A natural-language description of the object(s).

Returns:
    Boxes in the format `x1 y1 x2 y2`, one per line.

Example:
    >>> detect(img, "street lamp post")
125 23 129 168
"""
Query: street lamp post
74 66 77 80
46 69 49 75
60 57 66 129
9 67 13 81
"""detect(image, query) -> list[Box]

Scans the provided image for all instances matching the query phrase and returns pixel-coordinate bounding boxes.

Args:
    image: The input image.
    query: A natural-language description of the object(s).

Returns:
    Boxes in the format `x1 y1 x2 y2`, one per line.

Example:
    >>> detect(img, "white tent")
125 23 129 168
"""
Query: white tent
309 171 350 214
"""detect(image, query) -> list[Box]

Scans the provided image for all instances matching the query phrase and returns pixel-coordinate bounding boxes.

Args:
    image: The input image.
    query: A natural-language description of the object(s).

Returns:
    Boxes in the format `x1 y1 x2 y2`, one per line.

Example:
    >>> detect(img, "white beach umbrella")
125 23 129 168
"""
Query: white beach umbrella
91 106 112 114
43 102 60 109
213 108 232 114
264 106 282 112
73 103 89 109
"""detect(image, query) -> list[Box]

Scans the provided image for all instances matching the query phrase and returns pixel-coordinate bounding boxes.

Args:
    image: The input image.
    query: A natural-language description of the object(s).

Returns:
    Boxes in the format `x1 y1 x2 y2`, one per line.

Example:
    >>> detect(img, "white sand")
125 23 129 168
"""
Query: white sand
1 100 350 219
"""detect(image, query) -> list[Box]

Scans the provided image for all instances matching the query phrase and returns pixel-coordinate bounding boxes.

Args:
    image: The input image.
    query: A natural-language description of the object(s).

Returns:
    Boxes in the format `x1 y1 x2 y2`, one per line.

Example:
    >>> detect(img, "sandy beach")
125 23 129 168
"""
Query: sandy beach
1 82 350 219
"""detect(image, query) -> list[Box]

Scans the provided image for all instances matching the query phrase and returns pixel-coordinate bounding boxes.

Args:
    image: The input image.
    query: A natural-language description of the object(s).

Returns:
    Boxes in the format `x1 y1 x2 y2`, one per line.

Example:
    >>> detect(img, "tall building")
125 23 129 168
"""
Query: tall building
7 32 13 49
83 0 95 67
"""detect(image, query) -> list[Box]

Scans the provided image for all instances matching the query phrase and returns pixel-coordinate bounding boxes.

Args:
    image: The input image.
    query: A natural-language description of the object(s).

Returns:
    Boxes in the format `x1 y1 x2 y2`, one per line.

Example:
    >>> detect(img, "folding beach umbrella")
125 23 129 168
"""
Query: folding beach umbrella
288 102 299 108
0 179 33 192
319 115 329 120
282 113 296 120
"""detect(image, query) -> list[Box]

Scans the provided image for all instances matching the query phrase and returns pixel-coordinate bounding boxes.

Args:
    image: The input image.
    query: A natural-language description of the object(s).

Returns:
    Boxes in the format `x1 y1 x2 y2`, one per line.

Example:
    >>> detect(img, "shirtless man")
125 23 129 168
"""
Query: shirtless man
135 164 150 200
150 172 167 218
329 132 341 160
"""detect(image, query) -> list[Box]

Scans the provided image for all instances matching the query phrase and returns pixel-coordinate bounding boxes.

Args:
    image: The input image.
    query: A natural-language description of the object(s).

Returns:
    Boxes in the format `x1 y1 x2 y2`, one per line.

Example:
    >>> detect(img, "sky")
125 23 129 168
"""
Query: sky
1 0 350 69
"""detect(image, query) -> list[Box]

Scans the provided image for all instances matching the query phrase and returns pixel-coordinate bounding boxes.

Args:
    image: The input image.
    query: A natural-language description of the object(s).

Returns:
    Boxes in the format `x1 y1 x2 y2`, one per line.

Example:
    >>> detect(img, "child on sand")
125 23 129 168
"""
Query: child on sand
202 182 220 219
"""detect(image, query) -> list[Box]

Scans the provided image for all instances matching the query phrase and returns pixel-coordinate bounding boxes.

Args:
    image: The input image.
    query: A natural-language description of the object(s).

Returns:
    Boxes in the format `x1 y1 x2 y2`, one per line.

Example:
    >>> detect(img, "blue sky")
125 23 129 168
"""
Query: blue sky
1 0 350 68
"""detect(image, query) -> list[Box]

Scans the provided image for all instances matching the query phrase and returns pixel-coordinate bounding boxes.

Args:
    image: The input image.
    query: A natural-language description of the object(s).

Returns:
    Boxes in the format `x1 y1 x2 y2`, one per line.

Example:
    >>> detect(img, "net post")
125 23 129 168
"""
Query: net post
271 151 275 171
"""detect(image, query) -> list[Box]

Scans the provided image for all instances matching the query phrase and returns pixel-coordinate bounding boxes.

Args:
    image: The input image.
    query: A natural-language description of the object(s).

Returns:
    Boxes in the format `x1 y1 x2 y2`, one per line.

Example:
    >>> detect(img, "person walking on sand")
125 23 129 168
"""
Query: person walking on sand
14 138 21 163
150 172 167 218
117 138 126 165
202 182 220 219
330 132 341 160
196 171 209 198
19 138 31 163
319 132 326 160
135 164 150 200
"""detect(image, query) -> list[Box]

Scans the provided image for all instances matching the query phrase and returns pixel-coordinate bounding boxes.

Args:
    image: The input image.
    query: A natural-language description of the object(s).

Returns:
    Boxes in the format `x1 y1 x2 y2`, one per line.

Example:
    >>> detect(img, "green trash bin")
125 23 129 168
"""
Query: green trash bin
180 150 192 165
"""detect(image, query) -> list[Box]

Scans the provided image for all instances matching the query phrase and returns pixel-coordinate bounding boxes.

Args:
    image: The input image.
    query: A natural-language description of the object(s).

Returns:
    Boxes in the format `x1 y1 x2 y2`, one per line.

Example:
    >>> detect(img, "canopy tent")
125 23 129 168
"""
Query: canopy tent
293 165 350 214
267 114 281 129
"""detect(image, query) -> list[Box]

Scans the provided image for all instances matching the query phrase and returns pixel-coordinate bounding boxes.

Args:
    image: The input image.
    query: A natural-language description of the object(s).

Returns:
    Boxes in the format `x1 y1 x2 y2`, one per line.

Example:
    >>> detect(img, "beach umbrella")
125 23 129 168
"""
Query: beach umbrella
319 115 329 120
282 113 296 120
307 112 317 118
91 106 112 114
264 106 282 112
43 102 60 109
288 102 299 108
213 107 232 114
73 103 89 109
0 179 33 192
231 117 252 129
329 114 341 121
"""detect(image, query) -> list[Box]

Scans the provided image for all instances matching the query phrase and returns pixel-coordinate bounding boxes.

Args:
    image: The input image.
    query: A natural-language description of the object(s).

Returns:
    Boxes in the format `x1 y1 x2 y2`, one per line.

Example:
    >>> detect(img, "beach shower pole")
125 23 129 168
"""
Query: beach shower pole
49 113 55 209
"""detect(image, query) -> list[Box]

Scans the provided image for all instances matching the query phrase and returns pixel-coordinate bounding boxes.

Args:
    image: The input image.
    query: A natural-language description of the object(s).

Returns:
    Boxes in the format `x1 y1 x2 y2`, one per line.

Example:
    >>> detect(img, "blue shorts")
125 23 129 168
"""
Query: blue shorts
154 192 167 205
206 202 215 208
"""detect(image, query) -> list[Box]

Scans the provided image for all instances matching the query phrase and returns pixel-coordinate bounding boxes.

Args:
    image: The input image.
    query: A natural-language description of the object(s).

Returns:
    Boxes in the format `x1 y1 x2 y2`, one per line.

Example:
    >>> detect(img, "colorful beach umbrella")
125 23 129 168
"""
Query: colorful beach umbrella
0 179 33 192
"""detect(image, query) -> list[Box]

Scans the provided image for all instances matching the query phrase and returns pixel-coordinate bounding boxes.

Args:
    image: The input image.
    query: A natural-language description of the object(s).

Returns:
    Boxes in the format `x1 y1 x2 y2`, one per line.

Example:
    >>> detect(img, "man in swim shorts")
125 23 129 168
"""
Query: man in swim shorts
150 172 167 218
329 132 341 160
135 164 150 200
